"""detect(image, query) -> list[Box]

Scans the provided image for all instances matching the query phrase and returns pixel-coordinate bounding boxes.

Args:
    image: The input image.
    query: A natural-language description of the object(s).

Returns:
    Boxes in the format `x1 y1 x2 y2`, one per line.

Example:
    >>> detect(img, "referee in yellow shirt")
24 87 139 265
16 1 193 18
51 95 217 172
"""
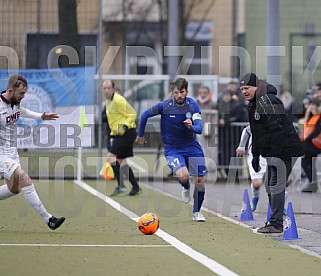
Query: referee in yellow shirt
102 80 141 196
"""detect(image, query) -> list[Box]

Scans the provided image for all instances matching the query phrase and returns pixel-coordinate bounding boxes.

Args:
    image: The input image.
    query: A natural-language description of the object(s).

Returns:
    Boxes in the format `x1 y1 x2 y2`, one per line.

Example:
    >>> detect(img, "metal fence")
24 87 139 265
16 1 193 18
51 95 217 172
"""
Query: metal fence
0 0 99 69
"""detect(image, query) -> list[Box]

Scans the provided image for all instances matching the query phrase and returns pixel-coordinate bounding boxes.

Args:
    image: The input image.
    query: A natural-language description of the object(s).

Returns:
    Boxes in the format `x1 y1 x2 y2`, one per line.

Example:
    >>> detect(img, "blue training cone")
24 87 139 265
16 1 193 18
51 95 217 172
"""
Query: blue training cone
240 188 253 221
283 202 298 240
266 203 272 223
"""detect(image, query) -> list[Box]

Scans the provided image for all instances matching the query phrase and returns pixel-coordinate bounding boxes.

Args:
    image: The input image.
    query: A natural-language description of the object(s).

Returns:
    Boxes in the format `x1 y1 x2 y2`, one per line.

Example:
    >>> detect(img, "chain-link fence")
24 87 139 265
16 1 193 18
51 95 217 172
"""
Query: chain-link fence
0 0 98 69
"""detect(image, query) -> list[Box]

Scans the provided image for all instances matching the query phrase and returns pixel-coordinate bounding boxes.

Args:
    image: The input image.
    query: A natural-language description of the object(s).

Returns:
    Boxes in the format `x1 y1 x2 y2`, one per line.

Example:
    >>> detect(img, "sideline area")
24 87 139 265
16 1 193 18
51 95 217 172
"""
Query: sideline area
74 180 239 276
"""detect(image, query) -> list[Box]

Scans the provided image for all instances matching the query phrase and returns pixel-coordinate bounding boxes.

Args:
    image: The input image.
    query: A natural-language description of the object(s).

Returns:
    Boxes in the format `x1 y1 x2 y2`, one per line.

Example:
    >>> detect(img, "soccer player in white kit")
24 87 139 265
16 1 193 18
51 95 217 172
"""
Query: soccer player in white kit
0 74 65 230
237 124 291 214
236 124 267 212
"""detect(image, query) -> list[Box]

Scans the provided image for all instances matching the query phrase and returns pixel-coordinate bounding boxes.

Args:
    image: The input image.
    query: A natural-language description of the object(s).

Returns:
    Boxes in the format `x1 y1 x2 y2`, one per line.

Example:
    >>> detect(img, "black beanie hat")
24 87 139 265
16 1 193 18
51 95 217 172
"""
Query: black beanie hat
239 73 259 87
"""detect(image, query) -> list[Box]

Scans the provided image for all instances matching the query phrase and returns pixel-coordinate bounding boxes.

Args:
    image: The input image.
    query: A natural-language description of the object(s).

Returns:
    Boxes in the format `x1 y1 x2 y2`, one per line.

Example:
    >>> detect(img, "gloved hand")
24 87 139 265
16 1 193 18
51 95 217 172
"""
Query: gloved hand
252 155 261 173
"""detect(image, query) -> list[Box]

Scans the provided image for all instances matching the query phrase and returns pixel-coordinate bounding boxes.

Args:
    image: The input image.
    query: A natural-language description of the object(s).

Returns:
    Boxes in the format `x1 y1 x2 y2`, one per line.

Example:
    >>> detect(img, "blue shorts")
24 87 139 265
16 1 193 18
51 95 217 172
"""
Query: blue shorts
164 141 206 177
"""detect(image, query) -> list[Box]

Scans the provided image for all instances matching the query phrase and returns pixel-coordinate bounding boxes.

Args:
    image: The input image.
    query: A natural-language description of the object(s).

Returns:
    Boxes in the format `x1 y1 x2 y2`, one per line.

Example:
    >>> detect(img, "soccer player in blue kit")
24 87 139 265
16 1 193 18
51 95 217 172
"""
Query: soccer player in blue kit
136 78 207 221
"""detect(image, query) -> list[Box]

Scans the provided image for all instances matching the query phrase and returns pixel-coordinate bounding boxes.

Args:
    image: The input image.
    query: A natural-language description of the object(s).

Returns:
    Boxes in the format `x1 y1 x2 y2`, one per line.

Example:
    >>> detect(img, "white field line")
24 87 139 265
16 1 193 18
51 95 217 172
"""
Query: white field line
74 180 239 276
141 183 252 230
142 183 321 260
0 244 172 248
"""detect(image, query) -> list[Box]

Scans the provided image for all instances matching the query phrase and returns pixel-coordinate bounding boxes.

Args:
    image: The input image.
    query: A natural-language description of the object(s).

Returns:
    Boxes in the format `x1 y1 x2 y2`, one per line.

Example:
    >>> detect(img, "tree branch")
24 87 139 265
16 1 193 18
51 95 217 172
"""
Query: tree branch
190 0 216 41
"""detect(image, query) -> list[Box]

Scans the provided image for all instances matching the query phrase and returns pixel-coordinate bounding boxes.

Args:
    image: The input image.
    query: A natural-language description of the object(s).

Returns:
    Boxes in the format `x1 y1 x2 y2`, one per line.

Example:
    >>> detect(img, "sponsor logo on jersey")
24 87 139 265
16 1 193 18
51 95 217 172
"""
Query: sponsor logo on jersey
6 111 20 124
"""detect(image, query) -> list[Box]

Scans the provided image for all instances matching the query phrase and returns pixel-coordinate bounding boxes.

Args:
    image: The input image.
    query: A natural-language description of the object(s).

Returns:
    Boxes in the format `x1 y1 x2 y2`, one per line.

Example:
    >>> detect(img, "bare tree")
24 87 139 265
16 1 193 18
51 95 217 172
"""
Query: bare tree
106 0 216 74
179 0 216 45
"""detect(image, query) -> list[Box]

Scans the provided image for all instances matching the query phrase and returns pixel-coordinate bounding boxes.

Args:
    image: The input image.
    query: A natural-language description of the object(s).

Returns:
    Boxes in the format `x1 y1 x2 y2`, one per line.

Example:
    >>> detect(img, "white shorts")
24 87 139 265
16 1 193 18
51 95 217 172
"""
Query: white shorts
247 152 267 180
0 151 20 180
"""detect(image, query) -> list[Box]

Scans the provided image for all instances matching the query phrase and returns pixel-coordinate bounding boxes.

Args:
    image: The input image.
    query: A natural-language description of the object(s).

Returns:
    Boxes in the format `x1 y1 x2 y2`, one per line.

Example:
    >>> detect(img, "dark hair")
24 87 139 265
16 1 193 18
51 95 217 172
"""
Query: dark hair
311 96 321 106
170 77 188 92
7 74 27 89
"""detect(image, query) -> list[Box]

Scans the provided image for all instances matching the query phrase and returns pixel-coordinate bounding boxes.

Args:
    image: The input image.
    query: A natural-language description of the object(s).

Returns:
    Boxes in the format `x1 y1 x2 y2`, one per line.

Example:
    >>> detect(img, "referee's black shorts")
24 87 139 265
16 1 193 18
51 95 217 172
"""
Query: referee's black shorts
110 128 136 159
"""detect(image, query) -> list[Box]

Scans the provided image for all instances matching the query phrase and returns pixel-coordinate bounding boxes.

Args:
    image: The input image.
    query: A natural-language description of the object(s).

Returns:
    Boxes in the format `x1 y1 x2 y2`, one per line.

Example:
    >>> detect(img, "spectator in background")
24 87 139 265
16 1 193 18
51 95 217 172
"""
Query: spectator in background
300 97 321 192
218 81 248 174
280 91 295 122
315 84 321 102
195 86 217 175
196 86 217 110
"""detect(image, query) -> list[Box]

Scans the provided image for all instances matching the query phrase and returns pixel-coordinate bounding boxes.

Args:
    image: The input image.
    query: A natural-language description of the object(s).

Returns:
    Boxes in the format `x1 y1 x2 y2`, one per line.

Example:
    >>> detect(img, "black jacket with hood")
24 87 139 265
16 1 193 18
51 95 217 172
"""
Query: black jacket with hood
248 80 303 161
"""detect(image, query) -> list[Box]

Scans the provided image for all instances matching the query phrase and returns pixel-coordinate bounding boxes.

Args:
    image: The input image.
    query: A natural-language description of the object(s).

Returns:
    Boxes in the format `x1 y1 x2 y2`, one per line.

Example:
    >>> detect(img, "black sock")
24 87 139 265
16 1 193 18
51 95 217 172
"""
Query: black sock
179 179 190 190
193 187 205 213
121 164 139 189
111 163 124 188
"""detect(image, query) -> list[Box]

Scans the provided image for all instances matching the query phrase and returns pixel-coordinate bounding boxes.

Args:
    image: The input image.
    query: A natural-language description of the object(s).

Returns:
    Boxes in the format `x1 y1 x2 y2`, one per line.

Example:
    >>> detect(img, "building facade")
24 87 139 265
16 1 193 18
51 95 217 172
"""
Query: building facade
0 0 237 77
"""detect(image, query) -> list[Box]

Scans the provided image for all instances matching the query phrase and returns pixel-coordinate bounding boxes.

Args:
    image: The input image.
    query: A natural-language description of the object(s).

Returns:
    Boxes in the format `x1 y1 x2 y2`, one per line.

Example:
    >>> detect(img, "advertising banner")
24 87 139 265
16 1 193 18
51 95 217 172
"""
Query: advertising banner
0 67 96 148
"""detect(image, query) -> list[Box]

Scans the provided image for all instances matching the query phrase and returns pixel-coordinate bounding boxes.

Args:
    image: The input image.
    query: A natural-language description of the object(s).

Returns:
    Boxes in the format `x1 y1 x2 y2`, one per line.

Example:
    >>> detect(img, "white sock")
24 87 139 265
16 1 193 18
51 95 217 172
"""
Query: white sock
251 183 260 198
0 184 15 200
22 184 51 223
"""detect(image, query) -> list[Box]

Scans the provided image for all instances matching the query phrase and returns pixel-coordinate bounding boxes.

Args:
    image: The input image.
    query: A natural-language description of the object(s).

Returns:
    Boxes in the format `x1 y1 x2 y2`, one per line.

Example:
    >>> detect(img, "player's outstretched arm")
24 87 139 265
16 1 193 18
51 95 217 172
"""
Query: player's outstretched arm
41 112 59 120
20 107 58 120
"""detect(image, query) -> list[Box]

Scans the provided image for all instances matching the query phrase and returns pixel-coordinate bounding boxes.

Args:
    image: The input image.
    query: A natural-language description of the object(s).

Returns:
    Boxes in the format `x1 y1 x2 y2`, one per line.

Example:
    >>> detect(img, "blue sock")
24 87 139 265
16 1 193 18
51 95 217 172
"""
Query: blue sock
179 179 190 190
193 188 205 212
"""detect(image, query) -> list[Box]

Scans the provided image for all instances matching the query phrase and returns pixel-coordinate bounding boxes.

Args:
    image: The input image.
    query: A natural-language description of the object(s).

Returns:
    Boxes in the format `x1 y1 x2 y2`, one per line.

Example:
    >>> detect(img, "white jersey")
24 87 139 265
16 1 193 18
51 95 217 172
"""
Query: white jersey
0 94 21 155
0 93 42 179
0 93 42 153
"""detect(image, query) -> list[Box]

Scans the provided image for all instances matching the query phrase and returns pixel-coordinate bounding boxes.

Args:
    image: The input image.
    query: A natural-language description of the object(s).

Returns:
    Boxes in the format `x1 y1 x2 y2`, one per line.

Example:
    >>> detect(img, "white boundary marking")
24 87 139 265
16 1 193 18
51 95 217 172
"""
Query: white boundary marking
0 244 172 248
74 180 239 276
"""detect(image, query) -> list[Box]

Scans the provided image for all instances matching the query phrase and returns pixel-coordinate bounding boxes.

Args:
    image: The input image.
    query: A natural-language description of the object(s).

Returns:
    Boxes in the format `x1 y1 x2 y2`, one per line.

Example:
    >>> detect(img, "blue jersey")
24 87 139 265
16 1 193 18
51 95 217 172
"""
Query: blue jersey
138 97 203 147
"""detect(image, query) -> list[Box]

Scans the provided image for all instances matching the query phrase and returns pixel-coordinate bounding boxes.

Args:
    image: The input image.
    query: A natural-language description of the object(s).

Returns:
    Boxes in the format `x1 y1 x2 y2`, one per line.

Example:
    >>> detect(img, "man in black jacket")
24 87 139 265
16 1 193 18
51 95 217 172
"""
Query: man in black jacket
239 73 303 234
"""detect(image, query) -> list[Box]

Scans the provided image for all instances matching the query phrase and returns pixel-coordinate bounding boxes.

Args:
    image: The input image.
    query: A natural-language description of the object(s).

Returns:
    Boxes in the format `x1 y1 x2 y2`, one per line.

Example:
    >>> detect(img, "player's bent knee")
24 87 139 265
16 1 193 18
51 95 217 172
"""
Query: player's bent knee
179 174 190 183
16 171 32 187
10 183 21 194
252 179 262 189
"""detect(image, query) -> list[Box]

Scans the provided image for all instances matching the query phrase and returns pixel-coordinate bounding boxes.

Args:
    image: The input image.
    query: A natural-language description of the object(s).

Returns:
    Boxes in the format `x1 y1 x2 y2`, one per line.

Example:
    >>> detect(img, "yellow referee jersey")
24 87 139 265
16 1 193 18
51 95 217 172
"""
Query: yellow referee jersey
105 93 137 136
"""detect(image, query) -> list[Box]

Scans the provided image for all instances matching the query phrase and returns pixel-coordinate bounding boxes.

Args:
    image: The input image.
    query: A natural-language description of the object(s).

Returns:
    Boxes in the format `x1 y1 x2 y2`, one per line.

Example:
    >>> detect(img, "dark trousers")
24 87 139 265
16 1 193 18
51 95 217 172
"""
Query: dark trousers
265 158 294 230
302 140 321 182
